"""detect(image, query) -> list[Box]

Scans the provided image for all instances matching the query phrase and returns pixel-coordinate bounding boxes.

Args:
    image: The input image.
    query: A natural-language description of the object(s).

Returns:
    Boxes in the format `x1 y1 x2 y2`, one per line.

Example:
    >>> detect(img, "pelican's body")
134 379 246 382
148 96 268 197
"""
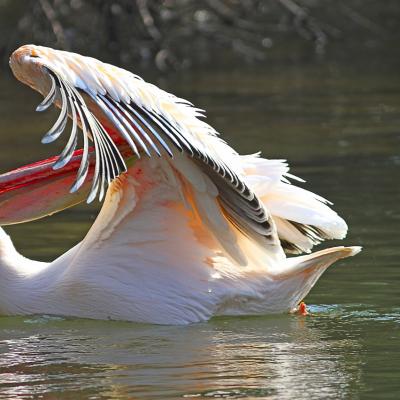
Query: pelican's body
0 45 360 324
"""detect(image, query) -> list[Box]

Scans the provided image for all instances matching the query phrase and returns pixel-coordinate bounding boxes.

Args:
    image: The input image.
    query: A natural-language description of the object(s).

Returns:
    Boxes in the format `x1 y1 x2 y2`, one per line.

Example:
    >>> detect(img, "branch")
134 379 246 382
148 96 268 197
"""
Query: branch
278 0 328 54
340 4 387 36
38 0 69 49
136 0 161 41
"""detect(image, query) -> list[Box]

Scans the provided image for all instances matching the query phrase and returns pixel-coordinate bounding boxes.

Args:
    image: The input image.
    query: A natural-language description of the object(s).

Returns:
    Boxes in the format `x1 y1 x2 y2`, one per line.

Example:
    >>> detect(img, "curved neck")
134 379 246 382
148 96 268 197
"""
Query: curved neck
0 227 50 314
0 227 47 269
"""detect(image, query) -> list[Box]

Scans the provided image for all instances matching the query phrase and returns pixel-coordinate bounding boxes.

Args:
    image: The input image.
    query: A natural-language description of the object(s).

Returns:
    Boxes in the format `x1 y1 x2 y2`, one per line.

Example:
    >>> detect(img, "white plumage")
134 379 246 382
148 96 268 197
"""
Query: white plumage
0 45 360 324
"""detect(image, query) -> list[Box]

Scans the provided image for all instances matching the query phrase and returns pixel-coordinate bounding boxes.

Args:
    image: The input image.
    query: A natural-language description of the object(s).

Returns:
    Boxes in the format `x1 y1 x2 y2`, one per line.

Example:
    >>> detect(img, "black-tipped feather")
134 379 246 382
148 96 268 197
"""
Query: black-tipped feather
53 83 79 170
36 68 127 202
36 74 57 112
124 101 174 157
278 220 331 254
97 96 275 248
105 99 151 157
35 68 275 249
41 79 68 144
115 102 162 157
70 103 90 194
97 95 141 158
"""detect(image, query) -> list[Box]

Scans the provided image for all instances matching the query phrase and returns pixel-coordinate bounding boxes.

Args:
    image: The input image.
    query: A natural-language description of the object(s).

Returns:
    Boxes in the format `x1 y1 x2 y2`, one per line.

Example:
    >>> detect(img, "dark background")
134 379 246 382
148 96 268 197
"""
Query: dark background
1 0 399 73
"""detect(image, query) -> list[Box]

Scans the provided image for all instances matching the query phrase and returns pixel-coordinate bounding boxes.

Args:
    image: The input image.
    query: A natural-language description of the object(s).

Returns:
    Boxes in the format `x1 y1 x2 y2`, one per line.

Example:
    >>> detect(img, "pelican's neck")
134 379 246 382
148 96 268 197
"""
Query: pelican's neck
0 227 47 270
0 227 50 314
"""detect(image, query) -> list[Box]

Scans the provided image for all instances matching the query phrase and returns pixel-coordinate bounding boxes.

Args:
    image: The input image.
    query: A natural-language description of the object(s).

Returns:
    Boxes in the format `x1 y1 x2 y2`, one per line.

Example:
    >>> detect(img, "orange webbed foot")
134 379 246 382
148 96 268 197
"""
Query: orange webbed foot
298 301 309 316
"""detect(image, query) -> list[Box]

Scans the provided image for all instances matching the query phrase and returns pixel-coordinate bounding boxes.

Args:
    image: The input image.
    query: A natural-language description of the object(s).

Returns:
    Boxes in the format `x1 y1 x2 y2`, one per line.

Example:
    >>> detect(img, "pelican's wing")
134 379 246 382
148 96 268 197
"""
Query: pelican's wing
30 48 279 264
92 93 276 246
37 68 127 203
240 156 348 254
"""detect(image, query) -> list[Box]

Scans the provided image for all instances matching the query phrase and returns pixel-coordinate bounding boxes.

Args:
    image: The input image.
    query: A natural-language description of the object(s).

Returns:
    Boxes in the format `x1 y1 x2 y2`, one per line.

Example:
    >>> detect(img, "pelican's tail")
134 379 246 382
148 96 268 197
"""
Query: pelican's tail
215 246 361 317
240 155 348 254
273 246 361 312
282 246 361 277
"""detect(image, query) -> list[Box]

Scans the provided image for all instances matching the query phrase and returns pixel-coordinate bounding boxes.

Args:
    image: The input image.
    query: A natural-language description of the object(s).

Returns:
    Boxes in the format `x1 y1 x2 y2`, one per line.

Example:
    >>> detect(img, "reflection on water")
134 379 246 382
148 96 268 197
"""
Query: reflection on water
0 313 365 399
1 49 400 398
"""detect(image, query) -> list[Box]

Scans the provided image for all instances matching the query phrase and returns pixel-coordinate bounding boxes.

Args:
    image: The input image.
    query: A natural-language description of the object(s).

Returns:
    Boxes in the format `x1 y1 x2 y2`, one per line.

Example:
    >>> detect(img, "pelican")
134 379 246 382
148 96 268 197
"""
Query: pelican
0 45 360 324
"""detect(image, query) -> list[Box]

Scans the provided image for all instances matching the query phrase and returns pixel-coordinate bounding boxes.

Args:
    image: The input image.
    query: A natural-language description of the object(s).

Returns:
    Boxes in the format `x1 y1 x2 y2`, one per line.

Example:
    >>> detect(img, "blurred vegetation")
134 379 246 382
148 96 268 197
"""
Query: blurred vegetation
0 0 398 71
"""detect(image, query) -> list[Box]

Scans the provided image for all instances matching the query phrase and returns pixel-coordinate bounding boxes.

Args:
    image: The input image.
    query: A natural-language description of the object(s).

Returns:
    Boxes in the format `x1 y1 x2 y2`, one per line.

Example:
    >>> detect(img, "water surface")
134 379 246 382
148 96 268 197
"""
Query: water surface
0 53 399 399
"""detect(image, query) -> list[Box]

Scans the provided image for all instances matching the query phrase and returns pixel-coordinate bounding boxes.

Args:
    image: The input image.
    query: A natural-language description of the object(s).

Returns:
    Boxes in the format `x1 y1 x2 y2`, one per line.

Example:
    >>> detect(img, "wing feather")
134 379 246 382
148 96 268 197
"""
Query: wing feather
37 68 126 200
52 87 78 170
36 74 56 112
32 53 279 264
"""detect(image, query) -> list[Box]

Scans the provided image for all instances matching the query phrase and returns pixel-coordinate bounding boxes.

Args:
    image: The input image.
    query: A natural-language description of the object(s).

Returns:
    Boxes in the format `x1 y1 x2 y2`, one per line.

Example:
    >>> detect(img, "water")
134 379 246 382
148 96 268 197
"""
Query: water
0 50 399 399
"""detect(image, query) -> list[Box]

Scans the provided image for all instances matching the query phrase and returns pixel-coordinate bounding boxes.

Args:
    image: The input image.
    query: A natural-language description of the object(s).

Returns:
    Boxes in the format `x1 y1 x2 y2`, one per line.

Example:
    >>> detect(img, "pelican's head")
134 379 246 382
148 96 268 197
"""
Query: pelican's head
2 45 130 225
2 46 92 225
9 45 53 98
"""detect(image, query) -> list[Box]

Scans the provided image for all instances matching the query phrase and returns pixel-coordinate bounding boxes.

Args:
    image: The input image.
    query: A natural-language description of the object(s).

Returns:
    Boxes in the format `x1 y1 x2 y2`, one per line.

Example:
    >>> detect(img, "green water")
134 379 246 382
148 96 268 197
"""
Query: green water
0 51 399 399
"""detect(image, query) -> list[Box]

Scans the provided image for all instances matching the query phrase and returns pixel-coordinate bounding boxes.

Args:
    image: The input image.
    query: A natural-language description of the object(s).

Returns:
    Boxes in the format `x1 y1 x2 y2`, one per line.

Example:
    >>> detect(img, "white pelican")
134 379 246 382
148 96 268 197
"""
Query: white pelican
0 45 360 324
